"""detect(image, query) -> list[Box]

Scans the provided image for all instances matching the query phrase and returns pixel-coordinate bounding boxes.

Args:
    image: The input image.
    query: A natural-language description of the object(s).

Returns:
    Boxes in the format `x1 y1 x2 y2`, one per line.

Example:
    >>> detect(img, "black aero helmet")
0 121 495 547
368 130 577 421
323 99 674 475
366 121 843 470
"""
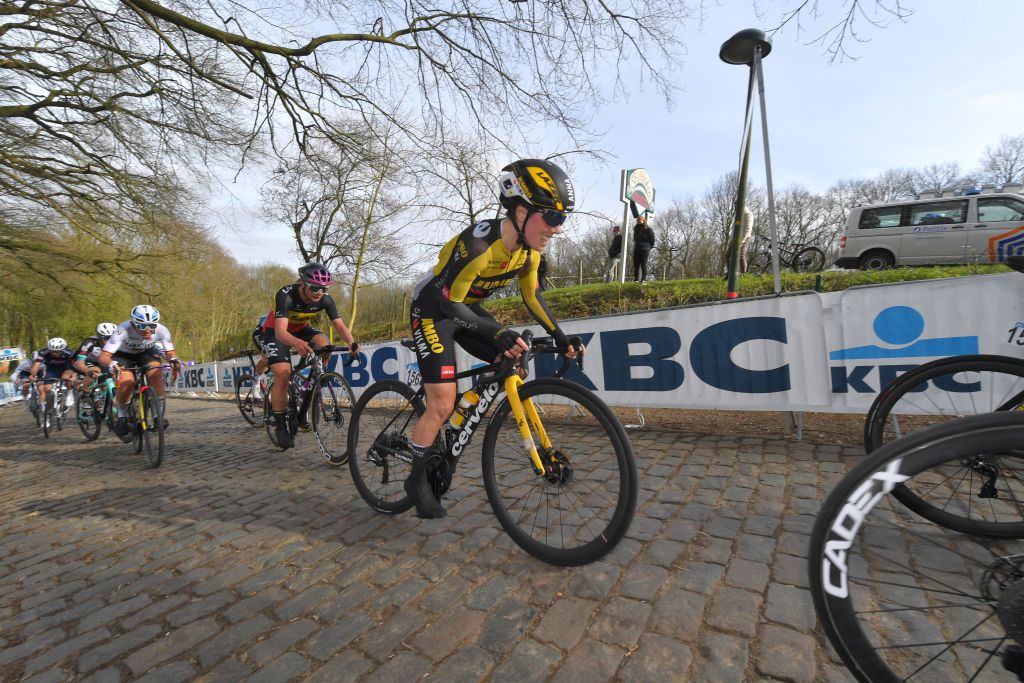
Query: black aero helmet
498 159 576 215
298 261 332 287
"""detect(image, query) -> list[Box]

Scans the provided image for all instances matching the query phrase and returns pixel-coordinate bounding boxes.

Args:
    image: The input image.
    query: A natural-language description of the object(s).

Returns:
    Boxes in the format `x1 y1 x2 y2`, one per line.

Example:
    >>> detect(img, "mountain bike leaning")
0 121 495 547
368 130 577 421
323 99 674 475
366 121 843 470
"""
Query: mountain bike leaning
754 241 827 274
348 331 638 566
809 411 1024 682
262 345 355 466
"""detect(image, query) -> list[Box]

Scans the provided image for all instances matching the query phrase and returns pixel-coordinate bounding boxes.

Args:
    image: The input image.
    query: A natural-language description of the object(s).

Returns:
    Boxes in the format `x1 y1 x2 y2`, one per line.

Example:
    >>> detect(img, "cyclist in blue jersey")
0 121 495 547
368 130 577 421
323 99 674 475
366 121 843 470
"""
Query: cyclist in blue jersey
30 338 76 414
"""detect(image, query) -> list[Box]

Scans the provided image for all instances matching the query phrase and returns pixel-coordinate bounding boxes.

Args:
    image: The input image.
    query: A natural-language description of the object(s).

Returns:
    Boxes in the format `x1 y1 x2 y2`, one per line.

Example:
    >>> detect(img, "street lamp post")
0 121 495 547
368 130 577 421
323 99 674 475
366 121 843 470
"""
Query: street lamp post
720 28 782 298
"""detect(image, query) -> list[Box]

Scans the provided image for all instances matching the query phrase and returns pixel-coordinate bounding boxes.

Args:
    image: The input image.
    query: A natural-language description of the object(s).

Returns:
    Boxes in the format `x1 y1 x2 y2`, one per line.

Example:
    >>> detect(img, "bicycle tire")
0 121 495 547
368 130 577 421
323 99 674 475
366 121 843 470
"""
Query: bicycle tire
311 371 355 466
55 388 66 431
481 377 638 566
810 411 1024 683
347 380 426 514
140 389 164 468
76 394 101 441
42 393 53 438
791 246 826 273
235 373 265 427
864 354 1024 537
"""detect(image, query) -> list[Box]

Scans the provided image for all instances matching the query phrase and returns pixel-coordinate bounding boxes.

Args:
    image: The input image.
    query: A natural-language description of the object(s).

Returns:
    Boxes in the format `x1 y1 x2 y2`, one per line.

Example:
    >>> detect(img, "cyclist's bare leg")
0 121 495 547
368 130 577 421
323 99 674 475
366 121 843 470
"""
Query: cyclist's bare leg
115 371 135 408
255 354 269 376
411 382 456 448
270 361 291 411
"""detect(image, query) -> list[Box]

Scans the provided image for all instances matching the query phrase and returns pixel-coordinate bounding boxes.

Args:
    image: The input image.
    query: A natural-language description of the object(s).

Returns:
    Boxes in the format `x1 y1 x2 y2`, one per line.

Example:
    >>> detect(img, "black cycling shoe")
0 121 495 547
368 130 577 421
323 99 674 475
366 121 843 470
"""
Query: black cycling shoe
114 416 130 436
275 425 294 450
404 451 446 518
297 417 311 431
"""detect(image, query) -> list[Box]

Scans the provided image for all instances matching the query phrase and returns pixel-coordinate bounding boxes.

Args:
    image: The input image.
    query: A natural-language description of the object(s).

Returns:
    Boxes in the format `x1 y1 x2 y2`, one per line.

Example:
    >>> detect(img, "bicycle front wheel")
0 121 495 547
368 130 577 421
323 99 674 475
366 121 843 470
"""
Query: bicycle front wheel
347 380 427 514
76 394 101 441
791 246 826 272
235 373 265 427
810 412 1024 683
482 378 638 566
865 354 1024 537
139 389 164 468
42 394 53 438
311 372 355 466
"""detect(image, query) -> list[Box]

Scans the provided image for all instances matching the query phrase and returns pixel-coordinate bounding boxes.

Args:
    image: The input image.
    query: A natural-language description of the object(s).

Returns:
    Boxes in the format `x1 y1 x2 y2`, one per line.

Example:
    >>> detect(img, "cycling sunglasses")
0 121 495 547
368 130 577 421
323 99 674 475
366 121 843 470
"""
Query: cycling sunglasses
306 284 328 293
539 209 568 228
133 322 157 331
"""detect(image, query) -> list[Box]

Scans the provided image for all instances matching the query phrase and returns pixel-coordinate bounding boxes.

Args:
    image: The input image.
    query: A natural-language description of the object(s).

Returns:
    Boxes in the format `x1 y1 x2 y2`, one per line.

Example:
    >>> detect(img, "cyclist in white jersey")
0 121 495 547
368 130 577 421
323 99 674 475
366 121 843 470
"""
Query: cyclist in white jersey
13 357 34 406
98 305 180 436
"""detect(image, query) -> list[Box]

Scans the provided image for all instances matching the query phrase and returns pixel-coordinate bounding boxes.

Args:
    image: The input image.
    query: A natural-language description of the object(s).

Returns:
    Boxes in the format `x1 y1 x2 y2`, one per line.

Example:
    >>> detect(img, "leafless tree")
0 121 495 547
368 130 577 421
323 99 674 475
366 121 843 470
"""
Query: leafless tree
769 0 914 62
911 162 967 194
981 135 1024 187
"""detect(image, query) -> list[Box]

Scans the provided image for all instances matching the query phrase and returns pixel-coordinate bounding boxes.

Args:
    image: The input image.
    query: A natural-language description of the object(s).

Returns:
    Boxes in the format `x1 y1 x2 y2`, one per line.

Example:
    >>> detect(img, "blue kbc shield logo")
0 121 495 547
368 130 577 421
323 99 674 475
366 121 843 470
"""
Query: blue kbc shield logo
829 306 978 393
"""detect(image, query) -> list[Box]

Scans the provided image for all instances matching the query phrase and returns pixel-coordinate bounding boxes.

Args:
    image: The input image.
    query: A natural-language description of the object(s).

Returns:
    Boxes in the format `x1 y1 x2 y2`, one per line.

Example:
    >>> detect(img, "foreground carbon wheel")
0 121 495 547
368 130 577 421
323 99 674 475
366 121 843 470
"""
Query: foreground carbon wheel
811 412 1024 682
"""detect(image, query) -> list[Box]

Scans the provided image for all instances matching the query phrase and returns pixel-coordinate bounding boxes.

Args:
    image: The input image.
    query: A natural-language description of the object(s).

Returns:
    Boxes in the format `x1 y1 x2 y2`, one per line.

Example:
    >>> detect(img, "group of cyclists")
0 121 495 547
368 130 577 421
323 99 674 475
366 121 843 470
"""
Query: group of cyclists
8 158 582 520
14 306 182 434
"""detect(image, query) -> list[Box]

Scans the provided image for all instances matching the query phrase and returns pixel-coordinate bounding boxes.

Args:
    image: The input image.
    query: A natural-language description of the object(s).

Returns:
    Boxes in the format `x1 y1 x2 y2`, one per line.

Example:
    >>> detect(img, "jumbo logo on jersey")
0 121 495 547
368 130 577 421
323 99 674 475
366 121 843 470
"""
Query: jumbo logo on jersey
421 318 443 353
472 222 491 238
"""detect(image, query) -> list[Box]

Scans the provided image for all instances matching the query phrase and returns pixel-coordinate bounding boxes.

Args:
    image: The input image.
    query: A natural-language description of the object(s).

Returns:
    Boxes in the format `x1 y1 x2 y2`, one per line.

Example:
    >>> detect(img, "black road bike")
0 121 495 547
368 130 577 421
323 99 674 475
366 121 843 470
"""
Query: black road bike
235 350 267 428
262 346 355 465
754 242 827 274
347 332 638 566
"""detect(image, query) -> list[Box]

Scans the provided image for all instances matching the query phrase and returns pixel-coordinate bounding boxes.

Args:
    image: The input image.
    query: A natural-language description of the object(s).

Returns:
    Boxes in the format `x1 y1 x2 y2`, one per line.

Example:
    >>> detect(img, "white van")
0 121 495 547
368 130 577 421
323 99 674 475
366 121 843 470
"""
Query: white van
834 189 1024 269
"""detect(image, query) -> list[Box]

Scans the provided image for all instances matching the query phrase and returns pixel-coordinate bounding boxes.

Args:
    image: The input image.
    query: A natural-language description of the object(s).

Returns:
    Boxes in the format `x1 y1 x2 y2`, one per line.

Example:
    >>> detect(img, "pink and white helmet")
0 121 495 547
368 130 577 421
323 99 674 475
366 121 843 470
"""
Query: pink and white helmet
298 262 333 287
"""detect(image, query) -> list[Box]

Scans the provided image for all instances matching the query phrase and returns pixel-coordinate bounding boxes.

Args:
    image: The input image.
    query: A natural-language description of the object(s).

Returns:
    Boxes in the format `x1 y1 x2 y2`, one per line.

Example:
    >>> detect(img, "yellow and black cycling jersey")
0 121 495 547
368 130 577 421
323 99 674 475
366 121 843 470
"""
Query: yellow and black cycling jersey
411 218 565 344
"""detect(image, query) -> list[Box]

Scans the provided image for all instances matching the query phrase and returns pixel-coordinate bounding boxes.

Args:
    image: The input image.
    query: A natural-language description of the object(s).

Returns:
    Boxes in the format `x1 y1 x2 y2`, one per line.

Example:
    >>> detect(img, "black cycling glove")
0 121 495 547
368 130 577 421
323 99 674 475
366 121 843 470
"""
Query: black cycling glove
494 328 522 353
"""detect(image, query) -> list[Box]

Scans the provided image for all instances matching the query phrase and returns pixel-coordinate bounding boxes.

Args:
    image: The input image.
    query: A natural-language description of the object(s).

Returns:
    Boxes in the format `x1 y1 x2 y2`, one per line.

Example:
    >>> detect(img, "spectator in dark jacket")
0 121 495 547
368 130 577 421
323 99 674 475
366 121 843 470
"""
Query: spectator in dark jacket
603 225 623 282
632 214 655 282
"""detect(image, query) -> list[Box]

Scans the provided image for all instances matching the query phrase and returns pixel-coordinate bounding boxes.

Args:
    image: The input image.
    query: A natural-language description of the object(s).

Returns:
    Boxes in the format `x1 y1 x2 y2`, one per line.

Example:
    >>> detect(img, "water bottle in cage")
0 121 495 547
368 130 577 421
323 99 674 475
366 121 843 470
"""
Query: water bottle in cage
448 389 480 430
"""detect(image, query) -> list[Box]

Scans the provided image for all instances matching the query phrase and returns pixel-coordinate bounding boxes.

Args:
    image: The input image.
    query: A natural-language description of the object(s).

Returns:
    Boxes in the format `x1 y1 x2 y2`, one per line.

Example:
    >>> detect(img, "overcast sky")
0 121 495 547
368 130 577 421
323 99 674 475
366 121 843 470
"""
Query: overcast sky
210 0 1024 267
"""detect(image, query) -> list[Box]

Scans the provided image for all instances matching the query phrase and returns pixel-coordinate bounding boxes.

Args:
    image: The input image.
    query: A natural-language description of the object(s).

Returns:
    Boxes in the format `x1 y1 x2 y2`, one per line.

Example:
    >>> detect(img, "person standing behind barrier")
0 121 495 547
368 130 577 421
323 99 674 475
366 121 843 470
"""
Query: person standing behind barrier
603 224 623 282
632 214 655 282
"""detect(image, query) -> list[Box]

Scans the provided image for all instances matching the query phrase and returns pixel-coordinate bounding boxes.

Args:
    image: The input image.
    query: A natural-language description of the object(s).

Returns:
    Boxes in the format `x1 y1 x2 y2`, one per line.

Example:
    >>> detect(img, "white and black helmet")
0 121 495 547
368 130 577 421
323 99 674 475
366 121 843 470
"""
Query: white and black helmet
96 322 117 337
47 337 68 352
130 305 160 328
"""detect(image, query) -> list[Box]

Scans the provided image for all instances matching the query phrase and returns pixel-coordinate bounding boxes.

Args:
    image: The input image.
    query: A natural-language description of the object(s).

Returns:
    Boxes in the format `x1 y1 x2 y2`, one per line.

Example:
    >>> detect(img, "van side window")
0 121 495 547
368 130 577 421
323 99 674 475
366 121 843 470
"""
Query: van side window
909 200 967 226
977 197 1024 222
859 206 903 229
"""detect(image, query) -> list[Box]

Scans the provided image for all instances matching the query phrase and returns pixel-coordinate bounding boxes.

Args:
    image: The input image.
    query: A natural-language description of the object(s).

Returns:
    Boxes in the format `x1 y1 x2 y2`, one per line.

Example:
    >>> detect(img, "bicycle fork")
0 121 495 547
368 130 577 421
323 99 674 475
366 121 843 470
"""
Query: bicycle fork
502 375 553 476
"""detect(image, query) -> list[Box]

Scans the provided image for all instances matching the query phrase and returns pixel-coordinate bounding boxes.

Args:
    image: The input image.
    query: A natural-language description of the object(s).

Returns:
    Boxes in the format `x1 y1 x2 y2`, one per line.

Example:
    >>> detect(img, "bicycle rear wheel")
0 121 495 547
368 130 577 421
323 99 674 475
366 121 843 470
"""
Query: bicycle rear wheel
235 373 265 427
810 412 1024 682
865 355 1024 537
139 389 164 468
76 393 101 441
482 378 638 566
311 371 355 466
347 380 426 514
792 246 826 272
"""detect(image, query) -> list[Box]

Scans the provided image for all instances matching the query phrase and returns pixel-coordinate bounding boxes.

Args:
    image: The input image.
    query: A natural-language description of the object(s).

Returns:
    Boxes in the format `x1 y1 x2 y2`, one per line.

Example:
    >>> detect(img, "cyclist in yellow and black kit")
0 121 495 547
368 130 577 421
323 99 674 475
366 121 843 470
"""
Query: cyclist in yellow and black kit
256 263 359 450
405 158 582 518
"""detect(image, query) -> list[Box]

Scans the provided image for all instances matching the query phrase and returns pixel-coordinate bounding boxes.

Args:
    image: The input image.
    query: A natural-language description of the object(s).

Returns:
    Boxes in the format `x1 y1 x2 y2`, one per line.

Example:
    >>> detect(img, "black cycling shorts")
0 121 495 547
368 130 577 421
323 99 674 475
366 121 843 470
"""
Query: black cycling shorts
112 349 164 372
409 299 500 384
254 326 322 366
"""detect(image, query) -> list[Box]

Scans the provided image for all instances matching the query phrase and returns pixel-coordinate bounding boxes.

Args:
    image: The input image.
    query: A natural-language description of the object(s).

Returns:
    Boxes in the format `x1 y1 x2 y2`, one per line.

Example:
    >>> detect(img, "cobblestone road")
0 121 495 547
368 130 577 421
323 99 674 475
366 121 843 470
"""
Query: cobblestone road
0 398 859 682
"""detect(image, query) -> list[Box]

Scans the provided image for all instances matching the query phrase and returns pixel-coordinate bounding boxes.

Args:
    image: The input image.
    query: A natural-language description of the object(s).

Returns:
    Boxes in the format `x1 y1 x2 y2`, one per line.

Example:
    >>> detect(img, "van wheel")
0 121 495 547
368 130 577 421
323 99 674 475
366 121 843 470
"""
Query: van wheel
859 251 894 270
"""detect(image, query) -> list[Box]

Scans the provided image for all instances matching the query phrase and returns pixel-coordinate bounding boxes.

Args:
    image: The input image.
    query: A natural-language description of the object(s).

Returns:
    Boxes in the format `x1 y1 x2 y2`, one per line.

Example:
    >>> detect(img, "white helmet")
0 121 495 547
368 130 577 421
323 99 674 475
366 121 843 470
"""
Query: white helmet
130 304 160 327
47 337 67 352
96 322 117 337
